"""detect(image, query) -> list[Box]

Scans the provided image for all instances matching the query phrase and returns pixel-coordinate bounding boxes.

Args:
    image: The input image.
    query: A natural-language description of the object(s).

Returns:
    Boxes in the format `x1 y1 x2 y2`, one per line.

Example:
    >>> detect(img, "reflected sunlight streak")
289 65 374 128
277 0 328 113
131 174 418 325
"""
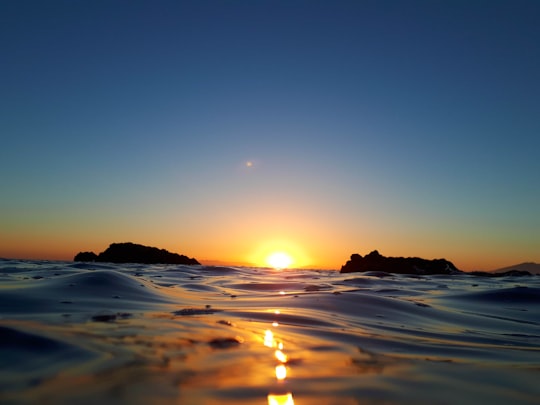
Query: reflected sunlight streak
275 364 287 380
264 330 275 348
264 308 294 404
268 393 295 405
275 350 288 363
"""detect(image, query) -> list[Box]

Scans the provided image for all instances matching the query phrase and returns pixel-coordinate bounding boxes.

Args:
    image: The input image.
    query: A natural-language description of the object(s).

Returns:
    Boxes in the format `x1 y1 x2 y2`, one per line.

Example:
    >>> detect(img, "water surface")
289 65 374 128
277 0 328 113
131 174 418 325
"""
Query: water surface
0 260 538 404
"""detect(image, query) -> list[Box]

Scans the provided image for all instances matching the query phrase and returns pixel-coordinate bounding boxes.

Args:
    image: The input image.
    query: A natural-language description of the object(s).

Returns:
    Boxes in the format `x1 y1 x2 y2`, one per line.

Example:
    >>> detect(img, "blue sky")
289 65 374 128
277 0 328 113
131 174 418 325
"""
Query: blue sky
1 0 539 269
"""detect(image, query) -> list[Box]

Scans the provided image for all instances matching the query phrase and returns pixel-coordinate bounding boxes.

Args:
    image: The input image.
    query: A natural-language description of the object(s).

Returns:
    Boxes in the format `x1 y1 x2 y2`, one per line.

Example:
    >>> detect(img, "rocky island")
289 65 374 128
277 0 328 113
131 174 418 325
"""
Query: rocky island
340 250 461 275
340 250 535 276
74 242 200 265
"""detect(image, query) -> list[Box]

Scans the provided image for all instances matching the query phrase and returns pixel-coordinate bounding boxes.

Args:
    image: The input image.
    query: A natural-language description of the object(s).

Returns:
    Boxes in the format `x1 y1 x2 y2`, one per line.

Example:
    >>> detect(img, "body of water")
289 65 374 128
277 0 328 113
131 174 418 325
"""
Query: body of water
1 259 539 404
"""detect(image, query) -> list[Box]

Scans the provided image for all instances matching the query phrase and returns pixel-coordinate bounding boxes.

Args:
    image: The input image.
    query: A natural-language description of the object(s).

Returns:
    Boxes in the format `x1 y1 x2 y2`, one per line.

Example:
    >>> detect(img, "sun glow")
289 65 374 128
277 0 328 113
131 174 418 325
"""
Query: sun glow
266 252 293 269
249 239 310 269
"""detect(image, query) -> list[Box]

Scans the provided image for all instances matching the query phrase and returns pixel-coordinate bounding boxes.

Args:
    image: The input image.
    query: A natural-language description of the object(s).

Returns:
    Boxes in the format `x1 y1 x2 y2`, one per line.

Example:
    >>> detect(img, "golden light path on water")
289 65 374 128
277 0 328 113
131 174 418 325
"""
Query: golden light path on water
264 309 295 405
268 392 295 405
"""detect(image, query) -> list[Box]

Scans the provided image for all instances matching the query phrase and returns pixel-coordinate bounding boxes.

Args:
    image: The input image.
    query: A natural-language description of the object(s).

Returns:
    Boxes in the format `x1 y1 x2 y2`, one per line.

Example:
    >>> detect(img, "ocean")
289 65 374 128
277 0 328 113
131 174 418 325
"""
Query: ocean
0 259 539 404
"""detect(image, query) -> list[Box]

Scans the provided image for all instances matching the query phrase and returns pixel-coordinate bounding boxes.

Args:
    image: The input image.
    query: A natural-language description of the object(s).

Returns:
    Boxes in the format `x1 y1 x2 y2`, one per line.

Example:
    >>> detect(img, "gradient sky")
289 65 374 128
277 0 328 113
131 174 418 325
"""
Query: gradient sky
1 0 539 270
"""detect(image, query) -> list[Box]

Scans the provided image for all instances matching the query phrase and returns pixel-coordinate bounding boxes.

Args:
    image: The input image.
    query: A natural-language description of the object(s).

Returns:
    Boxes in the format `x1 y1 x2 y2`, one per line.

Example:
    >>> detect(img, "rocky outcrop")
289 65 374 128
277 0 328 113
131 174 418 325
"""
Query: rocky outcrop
74 251 98 262
340 250 461 275
74 242 200 265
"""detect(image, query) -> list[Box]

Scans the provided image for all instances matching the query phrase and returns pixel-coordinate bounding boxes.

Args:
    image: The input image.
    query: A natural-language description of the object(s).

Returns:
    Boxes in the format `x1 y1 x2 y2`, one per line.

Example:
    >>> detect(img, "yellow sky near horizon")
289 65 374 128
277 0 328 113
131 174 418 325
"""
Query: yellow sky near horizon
1 226 536 272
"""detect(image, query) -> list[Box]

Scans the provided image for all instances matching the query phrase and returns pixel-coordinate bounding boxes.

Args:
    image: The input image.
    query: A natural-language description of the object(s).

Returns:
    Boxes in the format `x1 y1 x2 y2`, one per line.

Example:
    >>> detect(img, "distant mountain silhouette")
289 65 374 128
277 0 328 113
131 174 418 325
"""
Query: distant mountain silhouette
492 262 540 275
340 250 461 275
74 242 200 265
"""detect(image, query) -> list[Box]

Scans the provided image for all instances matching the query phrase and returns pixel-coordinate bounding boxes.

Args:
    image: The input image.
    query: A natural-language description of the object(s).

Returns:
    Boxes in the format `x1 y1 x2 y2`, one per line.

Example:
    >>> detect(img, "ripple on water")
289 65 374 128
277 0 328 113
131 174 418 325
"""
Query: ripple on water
0 260 539 404
0 325 98 390
0 270 174 318
448 286 540 304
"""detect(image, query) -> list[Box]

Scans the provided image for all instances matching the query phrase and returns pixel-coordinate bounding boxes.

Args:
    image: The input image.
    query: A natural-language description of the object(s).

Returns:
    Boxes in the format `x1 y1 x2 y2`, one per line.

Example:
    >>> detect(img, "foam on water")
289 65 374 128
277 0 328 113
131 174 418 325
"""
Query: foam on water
0 260 539 404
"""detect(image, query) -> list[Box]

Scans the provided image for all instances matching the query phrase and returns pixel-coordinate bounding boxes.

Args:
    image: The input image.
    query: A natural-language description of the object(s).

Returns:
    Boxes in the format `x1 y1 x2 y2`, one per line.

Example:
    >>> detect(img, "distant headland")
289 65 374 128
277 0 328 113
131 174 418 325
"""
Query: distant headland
340 250 460 275
74 242 200 265
341 250 534 276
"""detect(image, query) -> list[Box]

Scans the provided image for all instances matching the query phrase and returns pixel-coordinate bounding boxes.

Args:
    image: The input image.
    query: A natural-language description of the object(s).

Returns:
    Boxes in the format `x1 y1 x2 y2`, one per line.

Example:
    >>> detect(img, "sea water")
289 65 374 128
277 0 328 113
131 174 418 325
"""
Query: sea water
0 259 538 404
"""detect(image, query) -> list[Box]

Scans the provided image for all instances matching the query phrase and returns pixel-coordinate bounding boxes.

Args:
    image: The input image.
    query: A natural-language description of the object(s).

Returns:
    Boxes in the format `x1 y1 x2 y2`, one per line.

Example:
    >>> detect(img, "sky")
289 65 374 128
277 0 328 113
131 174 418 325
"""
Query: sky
1 0 539 270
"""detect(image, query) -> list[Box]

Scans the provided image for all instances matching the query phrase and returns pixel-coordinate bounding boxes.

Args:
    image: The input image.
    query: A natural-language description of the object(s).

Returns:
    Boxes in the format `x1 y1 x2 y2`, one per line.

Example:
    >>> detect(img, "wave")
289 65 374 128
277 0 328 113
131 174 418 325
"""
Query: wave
1 260 539 404
448 286 540 304
0 324 98 391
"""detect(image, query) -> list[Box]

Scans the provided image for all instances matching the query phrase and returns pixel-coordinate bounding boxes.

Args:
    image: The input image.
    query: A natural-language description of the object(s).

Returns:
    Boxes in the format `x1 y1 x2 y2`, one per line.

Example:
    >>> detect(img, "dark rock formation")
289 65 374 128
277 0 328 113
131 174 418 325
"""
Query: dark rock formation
74 251 98 262
340 250 461 275
74 242 200 265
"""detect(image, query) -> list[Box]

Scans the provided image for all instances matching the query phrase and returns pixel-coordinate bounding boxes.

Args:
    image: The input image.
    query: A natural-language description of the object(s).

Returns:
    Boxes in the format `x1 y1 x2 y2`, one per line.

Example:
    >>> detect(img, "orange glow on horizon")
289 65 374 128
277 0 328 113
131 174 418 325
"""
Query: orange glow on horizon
249 239 311 269
2 229 527 272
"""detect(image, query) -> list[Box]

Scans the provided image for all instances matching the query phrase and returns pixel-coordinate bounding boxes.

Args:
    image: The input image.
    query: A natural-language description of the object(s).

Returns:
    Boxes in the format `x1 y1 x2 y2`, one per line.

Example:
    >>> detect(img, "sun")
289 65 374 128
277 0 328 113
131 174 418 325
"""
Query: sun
266 252 293 270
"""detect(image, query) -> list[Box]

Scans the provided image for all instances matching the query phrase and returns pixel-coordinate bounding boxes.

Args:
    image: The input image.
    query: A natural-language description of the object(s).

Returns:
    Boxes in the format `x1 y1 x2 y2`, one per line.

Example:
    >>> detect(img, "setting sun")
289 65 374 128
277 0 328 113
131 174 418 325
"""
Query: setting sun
249 239 310 269
266 252 293 269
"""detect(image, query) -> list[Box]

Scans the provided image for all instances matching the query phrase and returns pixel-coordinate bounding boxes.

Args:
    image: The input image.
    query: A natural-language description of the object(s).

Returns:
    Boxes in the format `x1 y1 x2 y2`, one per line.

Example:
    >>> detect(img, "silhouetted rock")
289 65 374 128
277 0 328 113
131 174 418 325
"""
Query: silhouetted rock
340 250 461 275
74 242 200 265
74 251 98 262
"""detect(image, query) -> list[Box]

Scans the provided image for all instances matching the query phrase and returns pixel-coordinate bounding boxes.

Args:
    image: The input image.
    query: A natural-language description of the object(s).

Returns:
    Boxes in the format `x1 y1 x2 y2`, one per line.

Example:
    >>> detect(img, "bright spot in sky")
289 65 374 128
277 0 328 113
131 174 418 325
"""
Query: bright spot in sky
266 252 293 269
246 161 253 167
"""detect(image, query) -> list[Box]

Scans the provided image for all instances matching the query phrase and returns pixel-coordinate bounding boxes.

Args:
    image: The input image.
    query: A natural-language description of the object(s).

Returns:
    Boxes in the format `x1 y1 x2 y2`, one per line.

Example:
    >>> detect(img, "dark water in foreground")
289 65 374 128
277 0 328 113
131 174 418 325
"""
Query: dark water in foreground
0 259 539 404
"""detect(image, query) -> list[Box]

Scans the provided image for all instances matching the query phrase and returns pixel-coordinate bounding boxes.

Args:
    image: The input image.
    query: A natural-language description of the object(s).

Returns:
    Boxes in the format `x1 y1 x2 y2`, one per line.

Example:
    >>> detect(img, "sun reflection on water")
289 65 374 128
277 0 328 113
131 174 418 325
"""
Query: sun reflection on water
268 392 295 405
275 349 287 363
275 364 287 380
264 330 275 348
264 309 294 404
